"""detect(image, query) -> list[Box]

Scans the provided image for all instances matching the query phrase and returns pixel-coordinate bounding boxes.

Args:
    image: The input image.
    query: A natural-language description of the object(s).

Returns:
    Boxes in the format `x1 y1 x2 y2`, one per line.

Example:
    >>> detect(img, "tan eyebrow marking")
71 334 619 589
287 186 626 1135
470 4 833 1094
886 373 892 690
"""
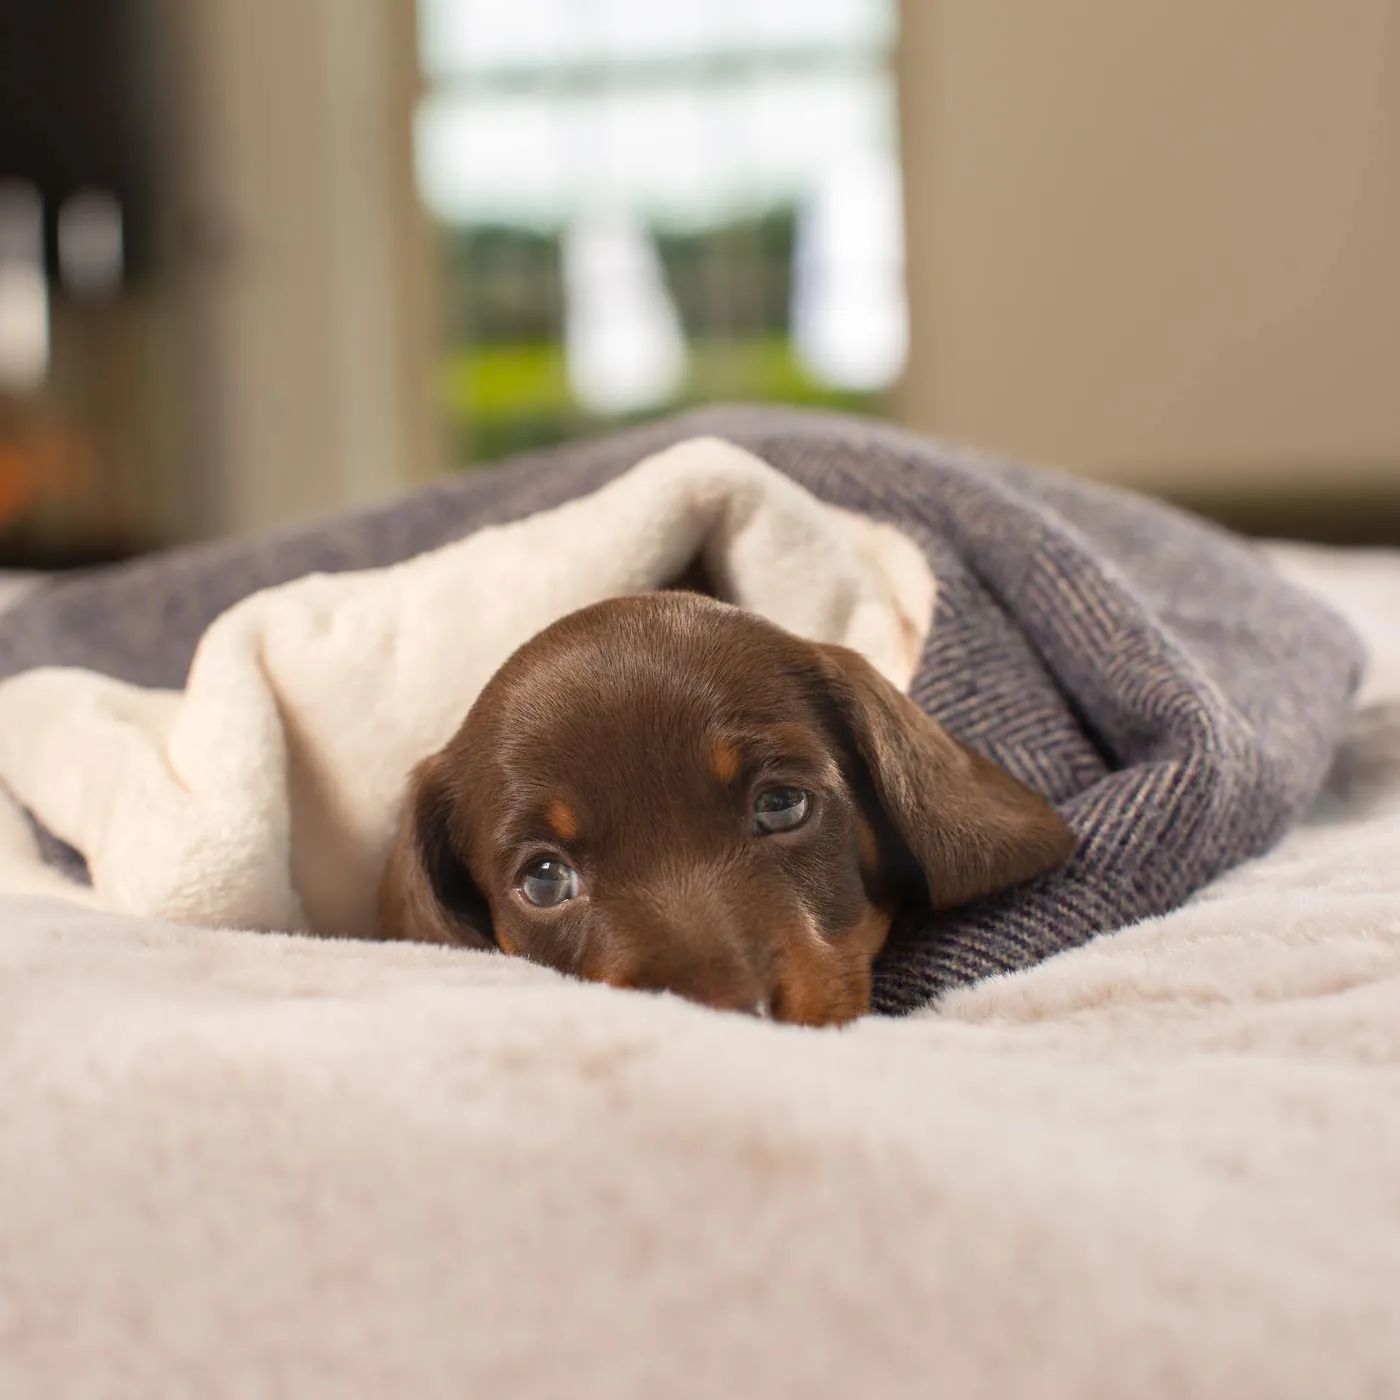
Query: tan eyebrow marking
711 738 742 784
546 799 579 841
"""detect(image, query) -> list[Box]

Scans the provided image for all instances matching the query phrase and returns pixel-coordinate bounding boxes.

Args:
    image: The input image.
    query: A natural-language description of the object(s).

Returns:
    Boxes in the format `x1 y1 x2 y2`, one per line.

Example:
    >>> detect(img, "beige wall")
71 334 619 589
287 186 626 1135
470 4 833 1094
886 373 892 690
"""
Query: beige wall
895 0 1400 494
171 0 442 539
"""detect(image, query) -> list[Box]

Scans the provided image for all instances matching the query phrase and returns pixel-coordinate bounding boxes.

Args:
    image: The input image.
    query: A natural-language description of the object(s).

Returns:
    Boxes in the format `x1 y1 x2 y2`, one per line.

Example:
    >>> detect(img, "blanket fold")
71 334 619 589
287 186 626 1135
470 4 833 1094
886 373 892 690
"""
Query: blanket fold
0 407 1365 1009
0 437 935 940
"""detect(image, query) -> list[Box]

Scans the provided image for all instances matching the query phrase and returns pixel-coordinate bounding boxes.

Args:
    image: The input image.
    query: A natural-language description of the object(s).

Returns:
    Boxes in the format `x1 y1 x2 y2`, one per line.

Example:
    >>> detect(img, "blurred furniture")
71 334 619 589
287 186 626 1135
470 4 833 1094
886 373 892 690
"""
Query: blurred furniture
0 0 187 566
170 0 442 539
895 0 1400 537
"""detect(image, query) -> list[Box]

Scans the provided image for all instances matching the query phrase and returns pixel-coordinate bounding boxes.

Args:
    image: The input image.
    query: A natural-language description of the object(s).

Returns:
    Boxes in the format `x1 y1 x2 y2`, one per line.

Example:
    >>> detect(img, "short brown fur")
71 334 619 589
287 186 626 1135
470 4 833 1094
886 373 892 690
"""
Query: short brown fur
378 593 1075 1027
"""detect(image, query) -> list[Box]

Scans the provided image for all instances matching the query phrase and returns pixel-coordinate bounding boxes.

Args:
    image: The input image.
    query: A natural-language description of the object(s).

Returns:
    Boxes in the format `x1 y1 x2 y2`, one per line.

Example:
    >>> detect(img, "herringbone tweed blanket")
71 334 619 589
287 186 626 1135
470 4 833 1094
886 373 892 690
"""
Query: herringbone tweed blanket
0 407 1363 1011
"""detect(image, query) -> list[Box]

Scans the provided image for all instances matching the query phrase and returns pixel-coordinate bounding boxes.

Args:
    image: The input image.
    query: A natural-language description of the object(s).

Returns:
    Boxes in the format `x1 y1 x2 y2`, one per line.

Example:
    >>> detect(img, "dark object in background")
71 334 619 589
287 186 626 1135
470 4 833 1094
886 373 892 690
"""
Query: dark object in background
0 0 168 569
1174 480 1400 549
0 0 158 284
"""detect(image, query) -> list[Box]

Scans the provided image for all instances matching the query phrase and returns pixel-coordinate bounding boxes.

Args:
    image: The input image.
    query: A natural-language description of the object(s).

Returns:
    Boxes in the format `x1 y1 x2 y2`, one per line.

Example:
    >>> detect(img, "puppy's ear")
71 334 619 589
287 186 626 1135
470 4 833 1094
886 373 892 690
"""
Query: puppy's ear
377 754 495 948
813 644 1076 912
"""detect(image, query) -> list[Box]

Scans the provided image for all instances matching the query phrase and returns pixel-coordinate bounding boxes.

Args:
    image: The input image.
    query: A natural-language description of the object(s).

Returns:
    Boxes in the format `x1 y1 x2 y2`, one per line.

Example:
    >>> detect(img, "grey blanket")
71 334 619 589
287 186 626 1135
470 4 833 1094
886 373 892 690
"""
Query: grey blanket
0 406 1364 1012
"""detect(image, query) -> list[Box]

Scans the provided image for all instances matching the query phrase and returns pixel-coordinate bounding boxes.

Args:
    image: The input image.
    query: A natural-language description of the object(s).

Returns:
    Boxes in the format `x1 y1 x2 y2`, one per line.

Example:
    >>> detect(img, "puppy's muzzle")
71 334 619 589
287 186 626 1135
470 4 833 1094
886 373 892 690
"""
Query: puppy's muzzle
595 882 778 1018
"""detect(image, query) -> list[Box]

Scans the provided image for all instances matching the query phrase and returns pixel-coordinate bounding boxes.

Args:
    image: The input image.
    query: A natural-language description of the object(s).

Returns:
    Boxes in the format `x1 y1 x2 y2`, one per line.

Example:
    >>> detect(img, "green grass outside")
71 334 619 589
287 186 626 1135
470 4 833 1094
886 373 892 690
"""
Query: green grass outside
438 336 878 466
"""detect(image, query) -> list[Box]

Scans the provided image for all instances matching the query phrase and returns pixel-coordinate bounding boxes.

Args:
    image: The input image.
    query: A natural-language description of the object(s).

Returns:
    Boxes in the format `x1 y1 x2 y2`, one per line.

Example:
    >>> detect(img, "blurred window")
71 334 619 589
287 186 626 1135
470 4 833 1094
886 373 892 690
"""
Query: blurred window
415 0 905 464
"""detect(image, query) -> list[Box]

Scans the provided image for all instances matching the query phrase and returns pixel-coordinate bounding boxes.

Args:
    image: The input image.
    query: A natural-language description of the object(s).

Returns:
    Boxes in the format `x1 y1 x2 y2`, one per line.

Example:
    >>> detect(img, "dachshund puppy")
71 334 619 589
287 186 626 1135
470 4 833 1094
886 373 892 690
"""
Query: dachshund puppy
378 592 1074 1026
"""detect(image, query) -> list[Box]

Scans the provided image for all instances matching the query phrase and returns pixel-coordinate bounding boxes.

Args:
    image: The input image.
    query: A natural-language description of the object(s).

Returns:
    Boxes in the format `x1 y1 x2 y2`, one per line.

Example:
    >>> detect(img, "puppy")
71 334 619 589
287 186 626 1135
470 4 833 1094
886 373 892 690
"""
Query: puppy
378 592 1074 1026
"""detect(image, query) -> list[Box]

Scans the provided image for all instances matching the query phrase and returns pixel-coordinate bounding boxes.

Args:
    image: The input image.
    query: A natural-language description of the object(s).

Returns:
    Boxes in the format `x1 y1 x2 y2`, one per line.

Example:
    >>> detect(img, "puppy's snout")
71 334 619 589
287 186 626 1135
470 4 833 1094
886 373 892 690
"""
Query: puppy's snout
603 883 776 1019
641 938 775 1020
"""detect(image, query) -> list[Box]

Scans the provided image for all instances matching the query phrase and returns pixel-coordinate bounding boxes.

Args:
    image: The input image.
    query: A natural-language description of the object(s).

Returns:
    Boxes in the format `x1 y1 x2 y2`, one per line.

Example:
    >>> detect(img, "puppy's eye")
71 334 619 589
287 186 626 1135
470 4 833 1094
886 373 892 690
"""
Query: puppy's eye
519 859 580 908
753 786 810 835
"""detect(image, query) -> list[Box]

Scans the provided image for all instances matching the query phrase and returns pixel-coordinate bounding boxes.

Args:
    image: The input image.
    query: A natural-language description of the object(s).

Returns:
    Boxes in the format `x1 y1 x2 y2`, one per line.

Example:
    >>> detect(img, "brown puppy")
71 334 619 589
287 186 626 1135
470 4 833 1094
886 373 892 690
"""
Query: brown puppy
378 592 1074 1026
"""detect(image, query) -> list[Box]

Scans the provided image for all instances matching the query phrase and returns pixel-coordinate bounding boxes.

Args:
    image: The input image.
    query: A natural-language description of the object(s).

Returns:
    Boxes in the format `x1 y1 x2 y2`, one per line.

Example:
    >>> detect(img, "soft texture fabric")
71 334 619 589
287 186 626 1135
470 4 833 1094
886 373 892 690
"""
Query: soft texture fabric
0 436 934 937
0 571 38 614
1 543 1398 1400
0 407 1364 1007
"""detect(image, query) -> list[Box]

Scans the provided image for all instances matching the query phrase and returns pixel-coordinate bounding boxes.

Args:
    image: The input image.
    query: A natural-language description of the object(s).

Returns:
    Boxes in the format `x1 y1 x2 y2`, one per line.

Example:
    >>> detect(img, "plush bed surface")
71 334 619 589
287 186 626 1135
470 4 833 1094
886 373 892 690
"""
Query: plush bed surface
1 541 1398 1399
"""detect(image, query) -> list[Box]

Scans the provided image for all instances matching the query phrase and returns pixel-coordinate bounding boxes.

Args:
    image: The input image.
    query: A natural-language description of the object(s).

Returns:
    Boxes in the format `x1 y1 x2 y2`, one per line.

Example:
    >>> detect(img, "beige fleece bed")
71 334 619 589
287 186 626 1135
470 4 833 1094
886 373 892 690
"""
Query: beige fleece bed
2 543 1399 1399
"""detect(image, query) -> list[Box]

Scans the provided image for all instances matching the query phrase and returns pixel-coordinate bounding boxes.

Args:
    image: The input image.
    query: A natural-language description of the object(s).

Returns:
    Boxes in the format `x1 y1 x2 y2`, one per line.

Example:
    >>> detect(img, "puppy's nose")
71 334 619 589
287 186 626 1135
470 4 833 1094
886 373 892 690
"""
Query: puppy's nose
716 993 778 1022
681 978 775 1019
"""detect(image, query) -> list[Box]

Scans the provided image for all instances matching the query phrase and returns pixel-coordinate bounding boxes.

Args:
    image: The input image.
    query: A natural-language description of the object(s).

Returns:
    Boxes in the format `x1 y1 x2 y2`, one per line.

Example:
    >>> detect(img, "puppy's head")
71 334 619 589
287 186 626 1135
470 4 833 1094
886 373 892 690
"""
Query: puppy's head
379 593 1074 1026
